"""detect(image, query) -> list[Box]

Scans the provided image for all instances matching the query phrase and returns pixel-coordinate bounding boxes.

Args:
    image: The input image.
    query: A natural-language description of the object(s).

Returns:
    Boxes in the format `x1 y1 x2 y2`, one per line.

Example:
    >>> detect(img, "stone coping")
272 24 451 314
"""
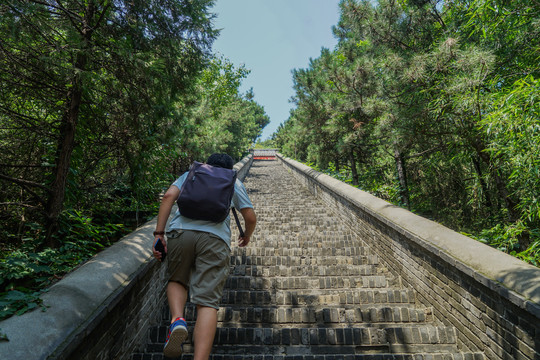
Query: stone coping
235 153 253 181
278 154 540 318
0 154 253 360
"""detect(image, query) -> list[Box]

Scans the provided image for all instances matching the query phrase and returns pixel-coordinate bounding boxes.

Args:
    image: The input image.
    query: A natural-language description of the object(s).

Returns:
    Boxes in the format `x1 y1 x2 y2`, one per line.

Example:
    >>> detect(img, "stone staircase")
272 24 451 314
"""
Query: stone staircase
133 160 484 360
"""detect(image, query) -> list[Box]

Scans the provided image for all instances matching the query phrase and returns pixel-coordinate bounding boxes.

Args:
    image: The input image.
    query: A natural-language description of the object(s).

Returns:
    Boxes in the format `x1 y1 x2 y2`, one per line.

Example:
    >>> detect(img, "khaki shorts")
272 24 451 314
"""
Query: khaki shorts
166 230 230 309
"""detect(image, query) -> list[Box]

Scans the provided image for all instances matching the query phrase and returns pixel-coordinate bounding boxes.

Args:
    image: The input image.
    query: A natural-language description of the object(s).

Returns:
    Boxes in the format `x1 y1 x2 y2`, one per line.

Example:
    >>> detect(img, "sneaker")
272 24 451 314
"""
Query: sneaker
163 317 188 358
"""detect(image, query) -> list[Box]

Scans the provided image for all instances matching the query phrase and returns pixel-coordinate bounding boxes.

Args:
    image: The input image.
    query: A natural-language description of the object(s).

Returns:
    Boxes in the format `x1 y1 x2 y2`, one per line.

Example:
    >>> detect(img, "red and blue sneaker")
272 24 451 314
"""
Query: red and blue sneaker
163 317 188 358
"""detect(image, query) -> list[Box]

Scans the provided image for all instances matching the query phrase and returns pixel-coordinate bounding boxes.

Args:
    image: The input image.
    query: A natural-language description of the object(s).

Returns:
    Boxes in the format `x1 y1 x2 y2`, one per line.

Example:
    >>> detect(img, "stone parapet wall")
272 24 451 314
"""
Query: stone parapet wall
235 153 253 181
0 154 253 360
277 154 540 360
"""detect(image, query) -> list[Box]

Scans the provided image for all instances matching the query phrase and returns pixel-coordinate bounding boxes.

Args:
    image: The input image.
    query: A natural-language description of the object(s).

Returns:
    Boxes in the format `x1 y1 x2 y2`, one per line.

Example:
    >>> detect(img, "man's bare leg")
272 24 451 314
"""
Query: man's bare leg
193 305 218 360
167 281 188 322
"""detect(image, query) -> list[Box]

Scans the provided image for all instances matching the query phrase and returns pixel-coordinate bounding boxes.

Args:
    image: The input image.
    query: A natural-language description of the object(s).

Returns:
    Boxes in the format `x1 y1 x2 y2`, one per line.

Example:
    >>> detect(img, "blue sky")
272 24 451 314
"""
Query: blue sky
210 0 341 141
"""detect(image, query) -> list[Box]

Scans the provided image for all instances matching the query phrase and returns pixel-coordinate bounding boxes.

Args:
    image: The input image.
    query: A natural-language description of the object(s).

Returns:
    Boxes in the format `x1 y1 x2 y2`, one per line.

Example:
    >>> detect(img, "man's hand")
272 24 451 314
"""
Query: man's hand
238 235 250 247
152 184 178 261
153 237 168 261
238 207 256 247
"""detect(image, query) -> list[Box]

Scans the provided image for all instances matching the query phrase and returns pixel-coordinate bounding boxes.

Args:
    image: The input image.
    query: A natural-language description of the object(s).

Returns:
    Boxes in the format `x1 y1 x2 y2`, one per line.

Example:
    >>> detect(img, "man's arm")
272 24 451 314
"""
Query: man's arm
238 207 256 247
152 185 180 259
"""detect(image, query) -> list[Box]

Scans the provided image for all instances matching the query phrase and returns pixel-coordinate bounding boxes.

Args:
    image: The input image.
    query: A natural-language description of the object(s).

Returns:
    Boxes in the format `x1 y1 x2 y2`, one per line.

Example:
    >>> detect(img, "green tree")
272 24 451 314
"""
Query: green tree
274 0 539 262
179 56 269 165
0 0 217 246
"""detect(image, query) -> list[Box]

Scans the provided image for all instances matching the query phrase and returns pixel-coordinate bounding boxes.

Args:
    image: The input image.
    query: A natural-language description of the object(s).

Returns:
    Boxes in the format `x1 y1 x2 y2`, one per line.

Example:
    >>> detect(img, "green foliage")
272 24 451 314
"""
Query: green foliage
0 0 215 238
0 209 129 321
0 290 47 324
0 0 268 246
275 0 540 265
181 56 270 162
325 163 355 186
254 139 276 149
482 76 540 224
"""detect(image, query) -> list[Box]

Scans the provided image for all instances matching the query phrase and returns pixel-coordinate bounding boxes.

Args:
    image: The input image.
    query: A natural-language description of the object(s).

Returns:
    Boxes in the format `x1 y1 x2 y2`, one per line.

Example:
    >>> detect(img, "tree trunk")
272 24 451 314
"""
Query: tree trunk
471 139 529 250
472 141 519 221
45 12 93 247
45 70 84 246
349 150 359 186
393 145 410 209
471 156 492 208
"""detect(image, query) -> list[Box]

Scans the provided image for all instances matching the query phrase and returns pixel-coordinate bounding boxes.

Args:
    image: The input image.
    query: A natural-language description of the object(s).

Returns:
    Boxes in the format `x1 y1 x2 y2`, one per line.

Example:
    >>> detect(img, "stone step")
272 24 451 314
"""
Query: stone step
233 239 369 251
234 229 362 236
251 209 337 216
144 325 461 352
251 208 333 214
231 247 374 257
248 195 324 200
252 227 354 234
133 353 485 360
249 218 347 224
252 215 339 222
252 197 324 200
219 289 417 306
230 244 372 253
230 237 368 247
229 264 380 277
175 305 433 325
230 254 380 266
246 229 361 236
224 275 396 290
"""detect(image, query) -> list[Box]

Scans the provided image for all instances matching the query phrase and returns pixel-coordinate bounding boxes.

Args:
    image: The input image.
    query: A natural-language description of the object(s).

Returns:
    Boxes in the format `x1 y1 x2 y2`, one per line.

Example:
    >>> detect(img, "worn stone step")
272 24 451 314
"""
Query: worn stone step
144 344 461 357
229 264 380 277
252 216 341 223
249 223 351 231
177 305 433 325
230 254 380 266
220 289 417 306
253 228 354 235
134 352 485 359
145 325 460 350
207 344 463 356
231 243 374 257
251 197 327 202
254 216 339 222
232 235 367 245
235 232 367 240
230 245 374 256
224 275 396 290
244 229 363 237
232 246 373 258
253 216 348 221
250 213 339 220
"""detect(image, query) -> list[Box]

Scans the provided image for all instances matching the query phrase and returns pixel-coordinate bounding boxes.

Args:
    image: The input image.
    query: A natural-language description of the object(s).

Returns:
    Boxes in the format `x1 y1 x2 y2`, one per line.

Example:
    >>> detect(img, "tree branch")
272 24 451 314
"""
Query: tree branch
20 183 48 208
0 202 38 209
0 163 49 168
404 145 446 159
0 173 50 192
429 0 446 29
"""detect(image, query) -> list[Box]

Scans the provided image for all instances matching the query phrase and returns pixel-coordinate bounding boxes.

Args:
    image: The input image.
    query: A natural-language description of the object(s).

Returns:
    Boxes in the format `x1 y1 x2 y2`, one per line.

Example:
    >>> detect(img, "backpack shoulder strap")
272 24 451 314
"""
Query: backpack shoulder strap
231 207 244 237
